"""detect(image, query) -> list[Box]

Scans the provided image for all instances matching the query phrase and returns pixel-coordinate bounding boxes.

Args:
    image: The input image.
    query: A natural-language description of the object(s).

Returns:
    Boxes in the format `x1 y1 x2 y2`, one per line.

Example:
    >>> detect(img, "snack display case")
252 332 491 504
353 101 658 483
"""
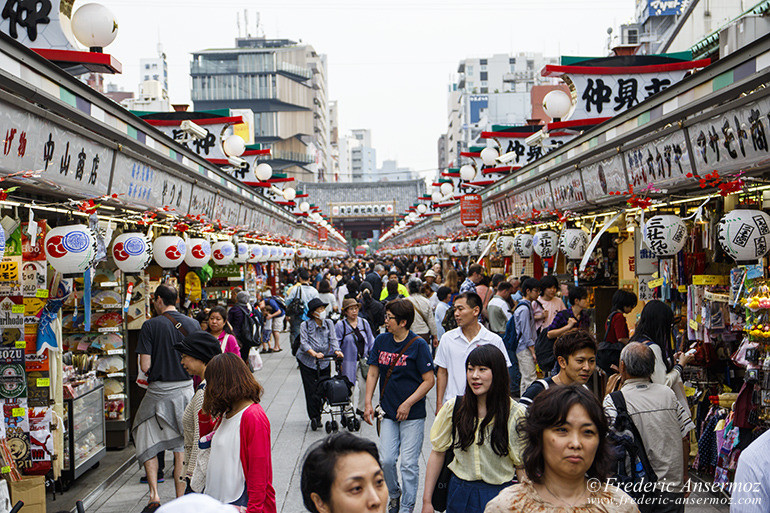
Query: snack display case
62 381 105 481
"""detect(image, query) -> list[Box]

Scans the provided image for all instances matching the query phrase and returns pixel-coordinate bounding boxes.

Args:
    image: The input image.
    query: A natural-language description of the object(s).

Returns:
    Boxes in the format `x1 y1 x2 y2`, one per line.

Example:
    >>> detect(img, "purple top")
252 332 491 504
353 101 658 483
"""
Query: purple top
335 317 375 384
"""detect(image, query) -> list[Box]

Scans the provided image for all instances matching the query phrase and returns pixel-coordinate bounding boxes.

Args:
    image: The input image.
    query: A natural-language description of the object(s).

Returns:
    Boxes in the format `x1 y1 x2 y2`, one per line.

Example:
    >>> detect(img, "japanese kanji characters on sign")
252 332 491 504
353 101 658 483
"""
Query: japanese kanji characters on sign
460 194 482 227
623 129 692 191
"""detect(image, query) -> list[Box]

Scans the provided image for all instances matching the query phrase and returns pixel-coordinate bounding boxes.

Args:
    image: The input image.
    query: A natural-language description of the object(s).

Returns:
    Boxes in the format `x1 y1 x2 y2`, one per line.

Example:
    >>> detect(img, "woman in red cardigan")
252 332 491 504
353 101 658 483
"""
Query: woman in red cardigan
203 353 276 513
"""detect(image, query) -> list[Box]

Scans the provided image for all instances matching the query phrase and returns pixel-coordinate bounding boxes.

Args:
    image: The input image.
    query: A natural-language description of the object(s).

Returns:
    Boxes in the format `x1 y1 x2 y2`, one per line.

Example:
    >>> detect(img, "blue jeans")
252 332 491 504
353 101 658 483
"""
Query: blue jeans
379 418 425 513
506 348 521 397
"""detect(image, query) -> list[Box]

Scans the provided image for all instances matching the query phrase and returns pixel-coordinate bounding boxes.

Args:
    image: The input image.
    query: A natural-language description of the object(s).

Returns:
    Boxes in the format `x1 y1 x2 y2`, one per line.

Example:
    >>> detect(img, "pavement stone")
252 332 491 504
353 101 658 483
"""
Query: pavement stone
87 332 728 513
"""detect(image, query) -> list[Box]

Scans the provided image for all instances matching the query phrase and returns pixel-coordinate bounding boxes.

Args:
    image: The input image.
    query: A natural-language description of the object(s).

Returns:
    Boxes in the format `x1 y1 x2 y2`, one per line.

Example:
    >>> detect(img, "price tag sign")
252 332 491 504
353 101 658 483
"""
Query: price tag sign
14 341 25 349
678 285 687 293
647 277 665 289
689 319 698 330
11 305 23 314
1 466 10 474
11 408 25 417
35 289 49 298
36 378 49 387
692 275 728 286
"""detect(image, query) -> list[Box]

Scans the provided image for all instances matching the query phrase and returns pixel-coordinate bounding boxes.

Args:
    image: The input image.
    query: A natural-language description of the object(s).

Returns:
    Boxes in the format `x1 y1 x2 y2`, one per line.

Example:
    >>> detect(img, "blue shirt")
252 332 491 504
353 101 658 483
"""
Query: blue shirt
513 299 536 354
367 330 434 421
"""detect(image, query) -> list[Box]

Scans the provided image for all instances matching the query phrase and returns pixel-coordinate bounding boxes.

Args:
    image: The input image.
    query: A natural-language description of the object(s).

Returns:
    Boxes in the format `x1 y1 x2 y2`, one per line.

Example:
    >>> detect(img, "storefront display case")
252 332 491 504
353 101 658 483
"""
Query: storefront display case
62 381 105 482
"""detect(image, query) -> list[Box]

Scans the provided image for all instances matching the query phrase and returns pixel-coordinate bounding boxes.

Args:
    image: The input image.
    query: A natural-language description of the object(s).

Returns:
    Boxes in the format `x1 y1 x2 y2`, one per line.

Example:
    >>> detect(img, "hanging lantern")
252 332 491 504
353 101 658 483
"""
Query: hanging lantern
184 238 211 268
153 235 186 268
643 215 688 257
559 229 590 260
211 241 236 266
513 233 534 258
533 231 559 258
234 242 249 263
717 209 770 263
111 232 152 273
44 224 97 275
458 241 470 256
248 244 263 263
496 236 515 256
297 247 311 259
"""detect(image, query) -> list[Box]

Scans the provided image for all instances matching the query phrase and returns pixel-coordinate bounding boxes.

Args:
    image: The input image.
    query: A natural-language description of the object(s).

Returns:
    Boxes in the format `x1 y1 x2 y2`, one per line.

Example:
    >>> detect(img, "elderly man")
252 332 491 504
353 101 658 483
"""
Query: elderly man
603 342 694 513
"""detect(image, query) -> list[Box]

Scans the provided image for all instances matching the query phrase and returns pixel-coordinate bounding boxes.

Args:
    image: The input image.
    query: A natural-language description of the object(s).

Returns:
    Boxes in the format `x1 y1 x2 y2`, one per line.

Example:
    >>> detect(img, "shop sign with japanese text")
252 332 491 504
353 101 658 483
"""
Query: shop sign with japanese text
623 129 692 191
580 153 627 203
110 153 192 214
460 194 482 227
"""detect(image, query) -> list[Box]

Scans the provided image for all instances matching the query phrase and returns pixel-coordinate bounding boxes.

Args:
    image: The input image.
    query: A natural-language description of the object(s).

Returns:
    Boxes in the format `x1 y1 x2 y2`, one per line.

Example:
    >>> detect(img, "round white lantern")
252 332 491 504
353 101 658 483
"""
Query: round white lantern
45 224 97 274
184 238 211 268
496 236 515 256
211 241 236 266
299 201 310 212
542 90 572 120
248 245 262 263
559 229 590 260
222 134 245 158
234 242 249 263
152 235 186 268
533 231 559 258
457 241 470 256
513 233 534 258
717 209 770 262
460 165 476 181
448 242 461 257
71 3 118 50
111 232 152 273
269 246 282 261
255 163 273 182
480 147 499 166
440 182 453 196
417 204 428 214
643 215 688 257
431 192 443 203
282 187 297 201
297 247 311 259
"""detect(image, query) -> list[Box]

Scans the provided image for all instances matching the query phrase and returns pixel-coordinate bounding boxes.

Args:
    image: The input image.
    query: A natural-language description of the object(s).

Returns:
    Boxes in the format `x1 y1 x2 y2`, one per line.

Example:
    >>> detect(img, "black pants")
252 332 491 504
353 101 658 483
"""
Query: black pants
298 361 330 420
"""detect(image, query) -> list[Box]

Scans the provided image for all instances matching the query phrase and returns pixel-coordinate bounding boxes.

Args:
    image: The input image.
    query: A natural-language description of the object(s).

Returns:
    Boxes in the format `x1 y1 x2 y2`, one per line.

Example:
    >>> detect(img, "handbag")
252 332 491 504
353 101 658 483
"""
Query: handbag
286 284 304 318
249 346 263 371
376 335 420 435
432 399 462 512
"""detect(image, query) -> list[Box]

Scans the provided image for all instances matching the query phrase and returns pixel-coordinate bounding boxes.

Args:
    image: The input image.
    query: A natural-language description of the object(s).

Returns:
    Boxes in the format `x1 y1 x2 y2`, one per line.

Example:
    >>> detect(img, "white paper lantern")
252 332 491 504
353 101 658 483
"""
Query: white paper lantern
496 236 515 256
460 165 476 181
45 224 97 274
717 209 770 262
269 246 282 261
211 241 236 266
152 235 186 268
234 242 249 263
248 245 262 263
533 231 559 258
559 229 590 260
513 233 534 258
297 247 311 259
222 134 245 158
184 238 211 267
643 215 688 257
448 242 461 257
481 147 499 166
111 232 152 273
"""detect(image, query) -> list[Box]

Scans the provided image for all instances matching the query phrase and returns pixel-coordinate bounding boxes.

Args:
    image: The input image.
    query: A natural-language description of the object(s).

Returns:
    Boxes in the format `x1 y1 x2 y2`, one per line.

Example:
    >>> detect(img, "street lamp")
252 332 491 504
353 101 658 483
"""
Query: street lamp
282 187 296 201
542 90 572 122
460 164 476 181
71 3 119 52
440 182 453 196
417 204 427 214
480 147 499 166
255 163 273 182
299 201 310 212
431 191 443 203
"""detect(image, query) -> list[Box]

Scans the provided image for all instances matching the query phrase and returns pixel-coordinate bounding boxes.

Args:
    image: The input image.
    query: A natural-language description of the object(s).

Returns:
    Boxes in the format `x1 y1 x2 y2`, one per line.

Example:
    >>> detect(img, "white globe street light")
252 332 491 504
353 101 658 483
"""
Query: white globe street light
542 90 572 121
255 163 273 182
431 191 443 203
480 147 499 166
460 164 476 181
417 204 427 214
71 3 118 52
440 182 453 196
299 201 310 212
223 134 246 158
282 187 296 201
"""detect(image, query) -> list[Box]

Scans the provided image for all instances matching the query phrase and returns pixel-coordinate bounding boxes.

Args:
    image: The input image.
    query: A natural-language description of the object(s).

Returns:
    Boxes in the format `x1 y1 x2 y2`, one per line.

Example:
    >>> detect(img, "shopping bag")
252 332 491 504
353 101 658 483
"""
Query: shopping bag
249 347 263 371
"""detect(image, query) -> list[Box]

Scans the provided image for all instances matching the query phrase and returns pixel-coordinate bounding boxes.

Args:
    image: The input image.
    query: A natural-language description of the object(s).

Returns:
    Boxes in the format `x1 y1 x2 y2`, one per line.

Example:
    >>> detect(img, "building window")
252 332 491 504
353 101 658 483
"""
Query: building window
144 64 150 69
481 81 487 87
480 59 487 65
480 87 488 93
467 65 473 75
527 59 534 70
480 65 487 71
509 57 516 65
480 71 488 80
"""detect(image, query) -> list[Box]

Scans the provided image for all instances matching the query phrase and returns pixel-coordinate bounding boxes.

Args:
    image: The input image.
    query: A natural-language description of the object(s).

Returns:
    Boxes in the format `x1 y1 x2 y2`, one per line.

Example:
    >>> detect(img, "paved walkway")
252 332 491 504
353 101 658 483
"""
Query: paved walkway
86 333 728 513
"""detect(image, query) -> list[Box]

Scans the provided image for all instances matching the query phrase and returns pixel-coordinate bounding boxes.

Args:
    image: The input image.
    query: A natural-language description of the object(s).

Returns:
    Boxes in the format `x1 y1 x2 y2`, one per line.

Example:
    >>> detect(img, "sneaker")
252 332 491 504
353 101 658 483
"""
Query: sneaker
387 496 400 513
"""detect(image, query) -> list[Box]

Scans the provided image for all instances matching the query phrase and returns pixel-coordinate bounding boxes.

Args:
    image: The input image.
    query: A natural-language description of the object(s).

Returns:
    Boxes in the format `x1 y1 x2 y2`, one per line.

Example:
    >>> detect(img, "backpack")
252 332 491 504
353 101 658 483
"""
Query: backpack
607 391 658 493
237 305 259 349
534 328 556 375
501 302 532 353
286 285 305 318
271 296 287 316
441 306 457 333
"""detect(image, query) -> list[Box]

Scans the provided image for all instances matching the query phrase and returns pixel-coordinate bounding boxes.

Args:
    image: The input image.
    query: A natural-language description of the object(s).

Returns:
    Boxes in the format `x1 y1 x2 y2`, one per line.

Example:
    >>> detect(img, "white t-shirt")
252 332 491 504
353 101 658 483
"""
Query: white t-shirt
434 324 511 402
487 297 513 320
205 407 246 503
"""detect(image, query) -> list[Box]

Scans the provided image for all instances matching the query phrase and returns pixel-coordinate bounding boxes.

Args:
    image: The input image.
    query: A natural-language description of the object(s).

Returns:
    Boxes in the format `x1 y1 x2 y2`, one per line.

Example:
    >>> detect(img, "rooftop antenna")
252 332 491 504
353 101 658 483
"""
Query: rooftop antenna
245 9 250 37
236 11 241 38
255 12 262 37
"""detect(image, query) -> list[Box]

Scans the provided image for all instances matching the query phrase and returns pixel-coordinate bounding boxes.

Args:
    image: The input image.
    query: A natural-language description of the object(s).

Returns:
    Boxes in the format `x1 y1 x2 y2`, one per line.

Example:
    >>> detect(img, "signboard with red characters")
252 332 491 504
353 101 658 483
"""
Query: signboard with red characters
460 194 483 227
318 227 328 242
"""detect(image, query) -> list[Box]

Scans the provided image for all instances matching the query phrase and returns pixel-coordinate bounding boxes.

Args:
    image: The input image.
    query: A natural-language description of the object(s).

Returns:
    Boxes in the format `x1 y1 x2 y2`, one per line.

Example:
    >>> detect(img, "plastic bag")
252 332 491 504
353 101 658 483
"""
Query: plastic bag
249 347 263 371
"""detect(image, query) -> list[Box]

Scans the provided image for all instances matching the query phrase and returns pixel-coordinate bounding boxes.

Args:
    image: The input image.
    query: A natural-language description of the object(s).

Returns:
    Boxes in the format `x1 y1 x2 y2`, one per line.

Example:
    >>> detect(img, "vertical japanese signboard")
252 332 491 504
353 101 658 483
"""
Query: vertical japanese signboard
460 194 482 227
318 226 328 242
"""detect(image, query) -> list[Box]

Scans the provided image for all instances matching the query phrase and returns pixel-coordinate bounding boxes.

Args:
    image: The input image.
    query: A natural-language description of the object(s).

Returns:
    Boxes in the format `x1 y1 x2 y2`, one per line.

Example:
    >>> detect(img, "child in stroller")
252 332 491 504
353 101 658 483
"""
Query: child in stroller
313 355 361 433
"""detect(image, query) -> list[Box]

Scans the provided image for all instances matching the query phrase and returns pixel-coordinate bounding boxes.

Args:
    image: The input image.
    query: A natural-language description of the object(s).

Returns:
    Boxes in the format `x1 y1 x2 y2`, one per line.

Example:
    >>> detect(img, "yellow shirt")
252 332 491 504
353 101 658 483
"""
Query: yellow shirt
430 397 526 485
380 282 409 300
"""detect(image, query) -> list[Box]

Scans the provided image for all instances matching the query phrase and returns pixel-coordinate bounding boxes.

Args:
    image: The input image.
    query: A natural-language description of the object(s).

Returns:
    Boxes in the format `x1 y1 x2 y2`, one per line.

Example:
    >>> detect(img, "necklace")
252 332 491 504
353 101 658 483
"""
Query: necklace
542 481 587 508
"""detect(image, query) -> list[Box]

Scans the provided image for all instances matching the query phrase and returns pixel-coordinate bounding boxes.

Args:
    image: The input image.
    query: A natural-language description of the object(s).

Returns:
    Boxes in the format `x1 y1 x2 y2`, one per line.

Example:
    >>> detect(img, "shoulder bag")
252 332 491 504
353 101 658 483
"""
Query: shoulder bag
431 398 462 512
375 335 419 435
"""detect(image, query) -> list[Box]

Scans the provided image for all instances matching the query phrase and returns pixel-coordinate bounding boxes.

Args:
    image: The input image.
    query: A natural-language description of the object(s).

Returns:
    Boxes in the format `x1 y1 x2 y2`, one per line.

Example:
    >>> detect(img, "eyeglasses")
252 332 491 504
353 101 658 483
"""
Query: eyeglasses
384 314 397 321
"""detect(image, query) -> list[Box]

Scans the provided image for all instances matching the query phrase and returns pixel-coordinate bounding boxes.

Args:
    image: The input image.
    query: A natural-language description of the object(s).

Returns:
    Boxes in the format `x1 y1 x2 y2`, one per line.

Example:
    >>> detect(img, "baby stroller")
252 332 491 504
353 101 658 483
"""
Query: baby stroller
313 355 361 433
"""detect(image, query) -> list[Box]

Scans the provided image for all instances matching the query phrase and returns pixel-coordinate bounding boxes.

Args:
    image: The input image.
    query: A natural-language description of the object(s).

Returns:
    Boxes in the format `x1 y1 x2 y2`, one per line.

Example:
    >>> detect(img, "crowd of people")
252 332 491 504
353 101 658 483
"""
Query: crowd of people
136 257 762 513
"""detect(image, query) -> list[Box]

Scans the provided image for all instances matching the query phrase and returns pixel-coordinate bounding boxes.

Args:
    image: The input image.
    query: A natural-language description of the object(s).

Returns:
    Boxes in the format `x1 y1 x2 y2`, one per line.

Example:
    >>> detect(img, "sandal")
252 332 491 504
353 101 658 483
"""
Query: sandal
274 348 283 352
141 501 161 513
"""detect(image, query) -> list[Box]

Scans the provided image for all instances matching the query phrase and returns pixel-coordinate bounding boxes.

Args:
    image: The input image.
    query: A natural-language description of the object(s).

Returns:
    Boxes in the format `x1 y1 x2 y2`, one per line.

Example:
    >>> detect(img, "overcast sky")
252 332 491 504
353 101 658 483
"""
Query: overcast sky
103 0 636 176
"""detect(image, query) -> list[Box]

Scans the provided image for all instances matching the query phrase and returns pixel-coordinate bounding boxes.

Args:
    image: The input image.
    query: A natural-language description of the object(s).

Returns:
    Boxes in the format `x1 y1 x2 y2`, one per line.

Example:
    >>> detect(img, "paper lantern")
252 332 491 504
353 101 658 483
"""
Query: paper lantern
111 232 152 273
448 243 461 257
297 247 311 259
559 229 590 260
513 234 534 258
234 242 249 263
533 231 559 258
184 238 211 267
248 245 262 263
643 215 687 257
211 241 236 266
717 209 770 262
268 246 281 261
496 236 515 256
457 241 470 256
45 224 97 274
153 235 186 268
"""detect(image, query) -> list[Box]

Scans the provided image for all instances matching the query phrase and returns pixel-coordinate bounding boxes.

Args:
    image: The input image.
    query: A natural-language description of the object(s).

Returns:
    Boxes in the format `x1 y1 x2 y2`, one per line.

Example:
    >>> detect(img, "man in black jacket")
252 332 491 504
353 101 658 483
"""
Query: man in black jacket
364 263 385 301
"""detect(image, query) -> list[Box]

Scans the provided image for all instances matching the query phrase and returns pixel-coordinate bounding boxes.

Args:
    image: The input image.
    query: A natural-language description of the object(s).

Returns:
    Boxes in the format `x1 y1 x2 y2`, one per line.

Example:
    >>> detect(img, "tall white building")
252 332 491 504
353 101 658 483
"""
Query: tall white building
442 52 559 170
121 46 172 112
339 129 377 182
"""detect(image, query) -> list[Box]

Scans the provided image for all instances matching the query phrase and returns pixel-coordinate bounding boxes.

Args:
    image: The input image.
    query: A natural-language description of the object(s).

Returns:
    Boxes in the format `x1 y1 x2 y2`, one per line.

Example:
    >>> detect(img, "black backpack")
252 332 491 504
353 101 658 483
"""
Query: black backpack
534 328 556 375
237 305 259 349
607 391 658 493
441 306 457 333
286 285 304 318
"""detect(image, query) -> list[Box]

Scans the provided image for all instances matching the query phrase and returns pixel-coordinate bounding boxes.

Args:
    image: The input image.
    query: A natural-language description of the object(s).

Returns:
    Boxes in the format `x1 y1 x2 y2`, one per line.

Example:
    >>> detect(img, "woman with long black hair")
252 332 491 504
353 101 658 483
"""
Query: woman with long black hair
421 345 526 513
630 300 693 411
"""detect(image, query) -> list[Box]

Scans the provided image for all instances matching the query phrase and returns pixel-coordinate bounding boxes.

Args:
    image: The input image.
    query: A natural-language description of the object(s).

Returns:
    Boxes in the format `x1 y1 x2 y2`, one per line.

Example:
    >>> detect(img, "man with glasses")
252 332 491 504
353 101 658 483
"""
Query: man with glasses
364 299 434 513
